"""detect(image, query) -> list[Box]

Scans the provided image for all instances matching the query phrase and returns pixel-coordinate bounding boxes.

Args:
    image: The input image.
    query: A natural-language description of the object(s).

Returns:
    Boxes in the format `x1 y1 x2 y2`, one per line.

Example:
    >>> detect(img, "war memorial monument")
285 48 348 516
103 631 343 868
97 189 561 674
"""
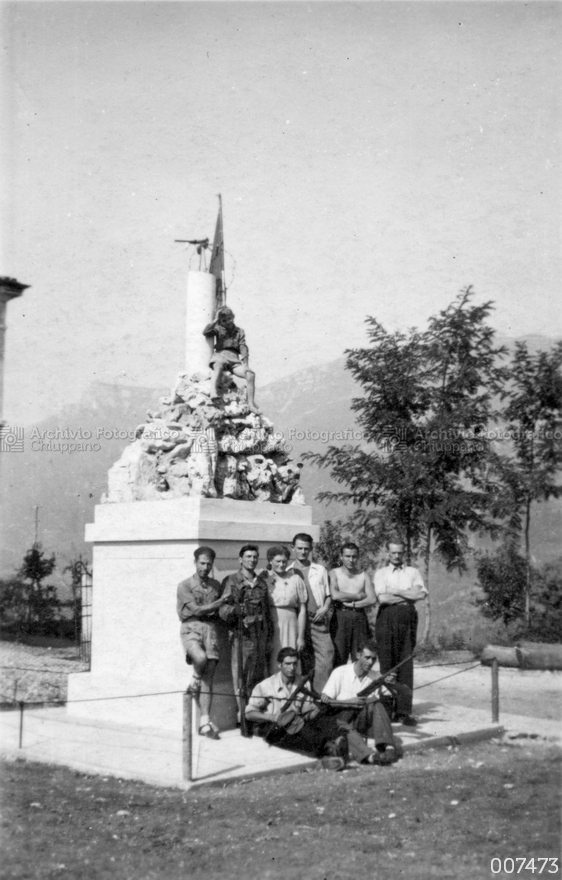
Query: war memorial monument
67 210 318 732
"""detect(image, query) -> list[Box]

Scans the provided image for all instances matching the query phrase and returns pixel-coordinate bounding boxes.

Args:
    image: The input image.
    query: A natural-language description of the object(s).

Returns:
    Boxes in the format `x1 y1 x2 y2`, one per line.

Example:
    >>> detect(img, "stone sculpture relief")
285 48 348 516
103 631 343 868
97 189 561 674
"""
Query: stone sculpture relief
103 369 305 505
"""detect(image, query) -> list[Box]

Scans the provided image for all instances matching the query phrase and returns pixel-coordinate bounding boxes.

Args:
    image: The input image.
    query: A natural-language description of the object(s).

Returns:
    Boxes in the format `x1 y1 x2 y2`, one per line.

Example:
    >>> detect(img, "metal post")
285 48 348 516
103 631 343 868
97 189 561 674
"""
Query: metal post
18 702 24 748
491 658 499 723
182 693 193 782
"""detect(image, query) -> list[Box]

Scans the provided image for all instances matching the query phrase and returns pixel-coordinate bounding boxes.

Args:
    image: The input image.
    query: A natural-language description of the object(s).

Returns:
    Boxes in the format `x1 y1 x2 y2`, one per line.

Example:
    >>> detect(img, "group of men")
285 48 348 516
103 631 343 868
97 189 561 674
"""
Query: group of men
176 532 427 769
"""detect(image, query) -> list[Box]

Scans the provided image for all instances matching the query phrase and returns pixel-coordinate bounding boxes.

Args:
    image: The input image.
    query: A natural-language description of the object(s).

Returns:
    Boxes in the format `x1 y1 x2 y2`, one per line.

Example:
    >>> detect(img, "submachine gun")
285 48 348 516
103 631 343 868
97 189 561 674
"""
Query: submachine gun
222 590 253 738
263 669 315 743
356 652 416 699
235 596 251 738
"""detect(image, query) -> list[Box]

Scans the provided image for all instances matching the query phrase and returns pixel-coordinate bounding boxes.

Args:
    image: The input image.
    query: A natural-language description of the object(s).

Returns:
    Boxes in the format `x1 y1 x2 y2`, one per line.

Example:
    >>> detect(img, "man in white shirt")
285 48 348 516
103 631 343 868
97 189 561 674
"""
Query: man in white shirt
288 532 334 691
374 538 428 725
321 640 401 765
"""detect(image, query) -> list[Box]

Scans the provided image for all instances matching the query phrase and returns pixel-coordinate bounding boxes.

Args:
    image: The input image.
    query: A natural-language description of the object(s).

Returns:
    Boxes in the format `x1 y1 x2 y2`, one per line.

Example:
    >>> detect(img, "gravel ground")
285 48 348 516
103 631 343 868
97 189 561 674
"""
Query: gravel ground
0 640 88 705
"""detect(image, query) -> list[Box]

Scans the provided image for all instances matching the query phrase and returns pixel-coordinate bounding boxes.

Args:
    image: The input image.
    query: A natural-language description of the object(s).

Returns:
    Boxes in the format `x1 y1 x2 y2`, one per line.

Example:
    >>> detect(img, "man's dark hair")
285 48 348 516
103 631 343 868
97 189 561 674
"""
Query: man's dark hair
292 533 313 547
277 647 299 664
239 544 259 558
357 638 378 656
341 541 359 554
386 536 405 549
194 546 216 561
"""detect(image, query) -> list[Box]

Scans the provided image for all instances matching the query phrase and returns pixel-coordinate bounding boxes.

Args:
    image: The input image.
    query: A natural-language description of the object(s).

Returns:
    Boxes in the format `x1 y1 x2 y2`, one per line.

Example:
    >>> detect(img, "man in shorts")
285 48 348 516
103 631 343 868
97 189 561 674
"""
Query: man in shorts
177 546 227 739
203 306 261 413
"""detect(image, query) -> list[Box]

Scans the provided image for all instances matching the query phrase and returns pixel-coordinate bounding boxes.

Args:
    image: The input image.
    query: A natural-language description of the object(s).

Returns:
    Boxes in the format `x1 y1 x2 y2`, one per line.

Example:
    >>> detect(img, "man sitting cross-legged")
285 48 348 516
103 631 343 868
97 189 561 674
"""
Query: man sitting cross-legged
321 639 403 766
245 648 349 771
177 546 229 739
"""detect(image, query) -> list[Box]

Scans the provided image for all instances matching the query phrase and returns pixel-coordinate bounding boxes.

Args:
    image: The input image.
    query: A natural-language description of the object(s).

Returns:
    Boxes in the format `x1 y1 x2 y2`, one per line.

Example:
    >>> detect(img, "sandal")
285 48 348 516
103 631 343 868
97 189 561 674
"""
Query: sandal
199 722 220 740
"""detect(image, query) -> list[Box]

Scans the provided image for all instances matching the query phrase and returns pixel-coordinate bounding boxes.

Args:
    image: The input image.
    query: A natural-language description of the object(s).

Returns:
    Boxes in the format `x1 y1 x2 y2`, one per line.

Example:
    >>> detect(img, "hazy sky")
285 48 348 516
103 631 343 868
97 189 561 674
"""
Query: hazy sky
2 1 561 426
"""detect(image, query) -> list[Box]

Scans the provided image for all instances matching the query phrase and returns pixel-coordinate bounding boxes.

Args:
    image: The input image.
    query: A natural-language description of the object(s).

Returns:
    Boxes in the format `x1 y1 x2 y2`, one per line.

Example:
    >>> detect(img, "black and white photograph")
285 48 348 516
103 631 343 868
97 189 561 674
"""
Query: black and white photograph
1 2 560 878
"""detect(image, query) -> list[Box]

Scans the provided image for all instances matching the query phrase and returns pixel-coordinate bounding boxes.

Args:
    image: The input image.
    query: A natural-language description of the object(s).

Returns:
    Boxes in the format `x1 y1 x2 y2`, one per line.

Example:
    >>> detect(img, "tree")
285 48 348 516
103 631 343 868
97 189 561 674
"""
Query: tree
0 543 60 636
475 545 527 627
314 519 375 571
491 342 562 624
305 288 509 643
476 549 562 643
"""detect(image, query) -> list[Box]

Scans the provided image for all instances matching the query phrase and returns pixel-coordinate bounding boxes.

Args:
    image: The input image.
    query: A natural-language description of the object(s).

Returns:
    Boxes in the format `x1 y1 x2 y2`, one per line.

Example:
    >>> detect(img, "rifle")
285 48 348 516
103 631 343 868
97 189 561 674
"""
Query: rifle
263 669 315 744
235 596 251 738
356 652 416 698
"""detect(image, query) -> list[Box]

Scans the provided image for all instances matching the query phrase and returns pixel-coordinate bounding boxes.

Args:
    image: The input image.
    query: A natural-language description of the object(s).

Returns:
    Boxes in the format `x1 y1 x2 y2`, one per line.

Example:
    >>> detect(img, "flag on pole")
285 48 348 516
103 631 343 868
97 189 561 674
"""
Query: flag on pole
209 195 225 305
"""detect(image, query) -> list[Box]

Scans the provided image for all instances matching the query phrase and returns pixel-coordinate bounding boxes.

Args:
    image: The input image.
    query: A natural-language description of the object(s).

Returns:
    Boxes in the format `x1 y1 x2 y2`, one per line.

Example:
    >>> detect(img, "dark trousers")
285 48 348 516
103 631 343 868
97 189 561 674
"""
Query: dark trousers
332 608 368 667
375 603 417 713
323 702 397 763
259 702 397 763
379 683 414 720
230 625 268 712
260 715 335 757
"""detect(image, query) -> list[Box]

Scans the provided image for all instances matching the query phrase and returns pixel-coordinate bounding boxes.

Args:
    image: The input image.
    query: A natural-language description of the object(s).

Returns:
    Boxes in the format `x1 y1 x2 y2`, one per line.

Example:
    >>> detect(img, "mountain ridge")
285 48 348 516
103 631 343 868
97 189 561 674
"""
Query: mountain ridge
1 334 560 577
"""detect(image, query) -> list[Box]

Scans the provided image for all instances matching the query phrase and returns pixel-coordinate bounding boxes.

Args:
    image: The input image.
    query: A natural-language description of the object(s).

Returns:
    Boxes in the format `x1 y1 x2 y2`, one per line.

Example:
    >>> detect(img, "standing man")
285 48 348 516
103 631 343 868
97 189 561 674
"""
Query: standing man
374 538 428 726
321 640 401 765
203 306 261 414
177 546 227 739
219 544 271 724
288 532 334 692
329 542 377 667
245 648 348 771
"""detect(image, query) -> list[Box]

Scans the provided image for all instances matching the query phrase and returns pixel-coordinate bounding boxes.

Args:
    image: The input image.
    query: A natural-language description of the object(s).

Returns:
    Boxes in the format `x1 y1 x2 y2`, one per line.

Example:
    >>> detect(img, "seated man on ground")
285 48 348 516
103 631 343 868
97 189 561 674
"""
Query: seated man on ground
177 546 228 739
203 306 261 414
321 639 403 766
245 648 349 771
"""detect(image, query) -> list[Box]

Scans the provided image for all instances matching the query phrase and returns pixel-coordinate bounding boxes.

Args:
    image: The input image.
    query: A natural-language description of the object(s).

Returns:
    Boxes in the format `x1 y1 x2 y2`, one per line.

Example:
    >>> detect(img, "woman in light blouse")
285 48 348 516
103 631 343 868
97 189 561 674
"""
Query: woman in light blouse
264 545 308 673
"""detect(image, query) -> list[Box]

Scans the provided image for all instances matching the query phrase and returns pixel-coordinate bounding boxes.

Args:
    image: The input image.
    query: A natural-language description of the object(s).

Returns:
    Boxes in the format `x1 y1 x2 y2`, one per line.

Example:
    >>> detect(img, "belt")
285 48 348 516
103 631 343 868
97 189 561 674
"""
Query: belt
334 603 363 612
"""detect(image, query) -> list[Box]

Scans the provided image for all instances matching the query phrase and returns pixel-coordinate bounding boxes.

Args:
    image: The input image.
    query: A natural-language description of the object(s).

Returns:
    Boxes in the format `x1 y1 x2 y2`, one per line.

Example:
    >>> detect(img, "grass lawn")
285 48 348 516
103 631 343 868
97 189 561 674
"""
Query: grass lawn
1 740 560 880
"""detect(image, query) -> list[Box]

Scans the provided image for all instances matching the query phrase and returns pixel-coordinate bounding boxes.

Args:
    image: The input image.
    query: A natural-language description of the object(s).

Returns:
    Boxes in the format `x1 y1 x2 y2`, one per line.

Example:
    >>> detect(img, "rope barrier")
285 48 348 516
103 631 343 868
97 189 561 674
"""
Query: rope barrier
413 662 482 691
2 662 484 709
416 658 478 669
0 664 84 673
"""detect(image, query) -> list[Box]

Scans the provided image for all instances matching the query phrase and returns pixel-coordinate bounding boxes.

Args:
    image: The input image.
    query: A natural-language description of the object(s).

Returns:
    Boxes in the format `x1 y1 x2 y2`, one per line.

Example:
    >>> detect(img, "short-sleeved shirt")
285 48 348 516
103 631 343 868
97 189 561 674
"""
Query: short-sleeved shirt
246 672 316 719
176 573 222 623
265 572 307 609
203 322 249 359
322 663 377 702
373 565 427 599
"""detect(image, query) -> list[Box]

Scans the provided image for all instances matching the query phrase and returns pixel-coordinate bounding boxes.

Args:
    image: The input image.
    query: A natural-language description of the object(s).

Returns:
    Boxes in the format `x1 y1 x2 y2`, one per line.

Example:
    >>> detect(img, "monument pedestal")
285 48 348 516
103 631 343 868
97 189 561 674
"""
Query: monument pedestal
67 499 318 732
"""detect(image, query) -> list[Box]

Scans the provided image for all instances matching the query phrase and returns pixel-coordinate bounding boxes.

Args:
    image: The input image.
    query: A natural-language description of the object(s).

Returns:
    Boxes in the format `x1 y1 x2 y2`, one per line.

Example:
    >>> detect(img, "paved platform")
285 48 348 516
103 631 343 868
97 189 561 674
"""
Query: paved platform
0 701 503 791
1 662 558 790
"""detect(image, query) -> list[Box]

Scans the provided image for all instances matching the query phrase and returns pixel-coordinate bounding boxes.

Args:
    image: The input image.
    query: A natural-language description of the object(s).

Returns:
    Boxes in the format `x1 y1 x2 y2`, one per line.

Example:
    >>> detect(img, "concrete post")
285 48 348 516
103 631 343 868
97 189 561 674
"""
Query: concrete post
185 270 216 375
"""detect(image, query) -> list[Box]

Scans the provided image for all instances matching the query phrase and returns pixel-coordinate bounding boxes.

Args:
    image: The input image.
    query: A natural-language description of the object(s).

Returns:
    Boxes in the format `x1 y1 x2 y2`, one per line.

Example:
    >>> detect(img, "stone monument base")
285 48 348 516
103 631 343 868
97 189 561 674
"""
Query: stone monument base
67 498 318 732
